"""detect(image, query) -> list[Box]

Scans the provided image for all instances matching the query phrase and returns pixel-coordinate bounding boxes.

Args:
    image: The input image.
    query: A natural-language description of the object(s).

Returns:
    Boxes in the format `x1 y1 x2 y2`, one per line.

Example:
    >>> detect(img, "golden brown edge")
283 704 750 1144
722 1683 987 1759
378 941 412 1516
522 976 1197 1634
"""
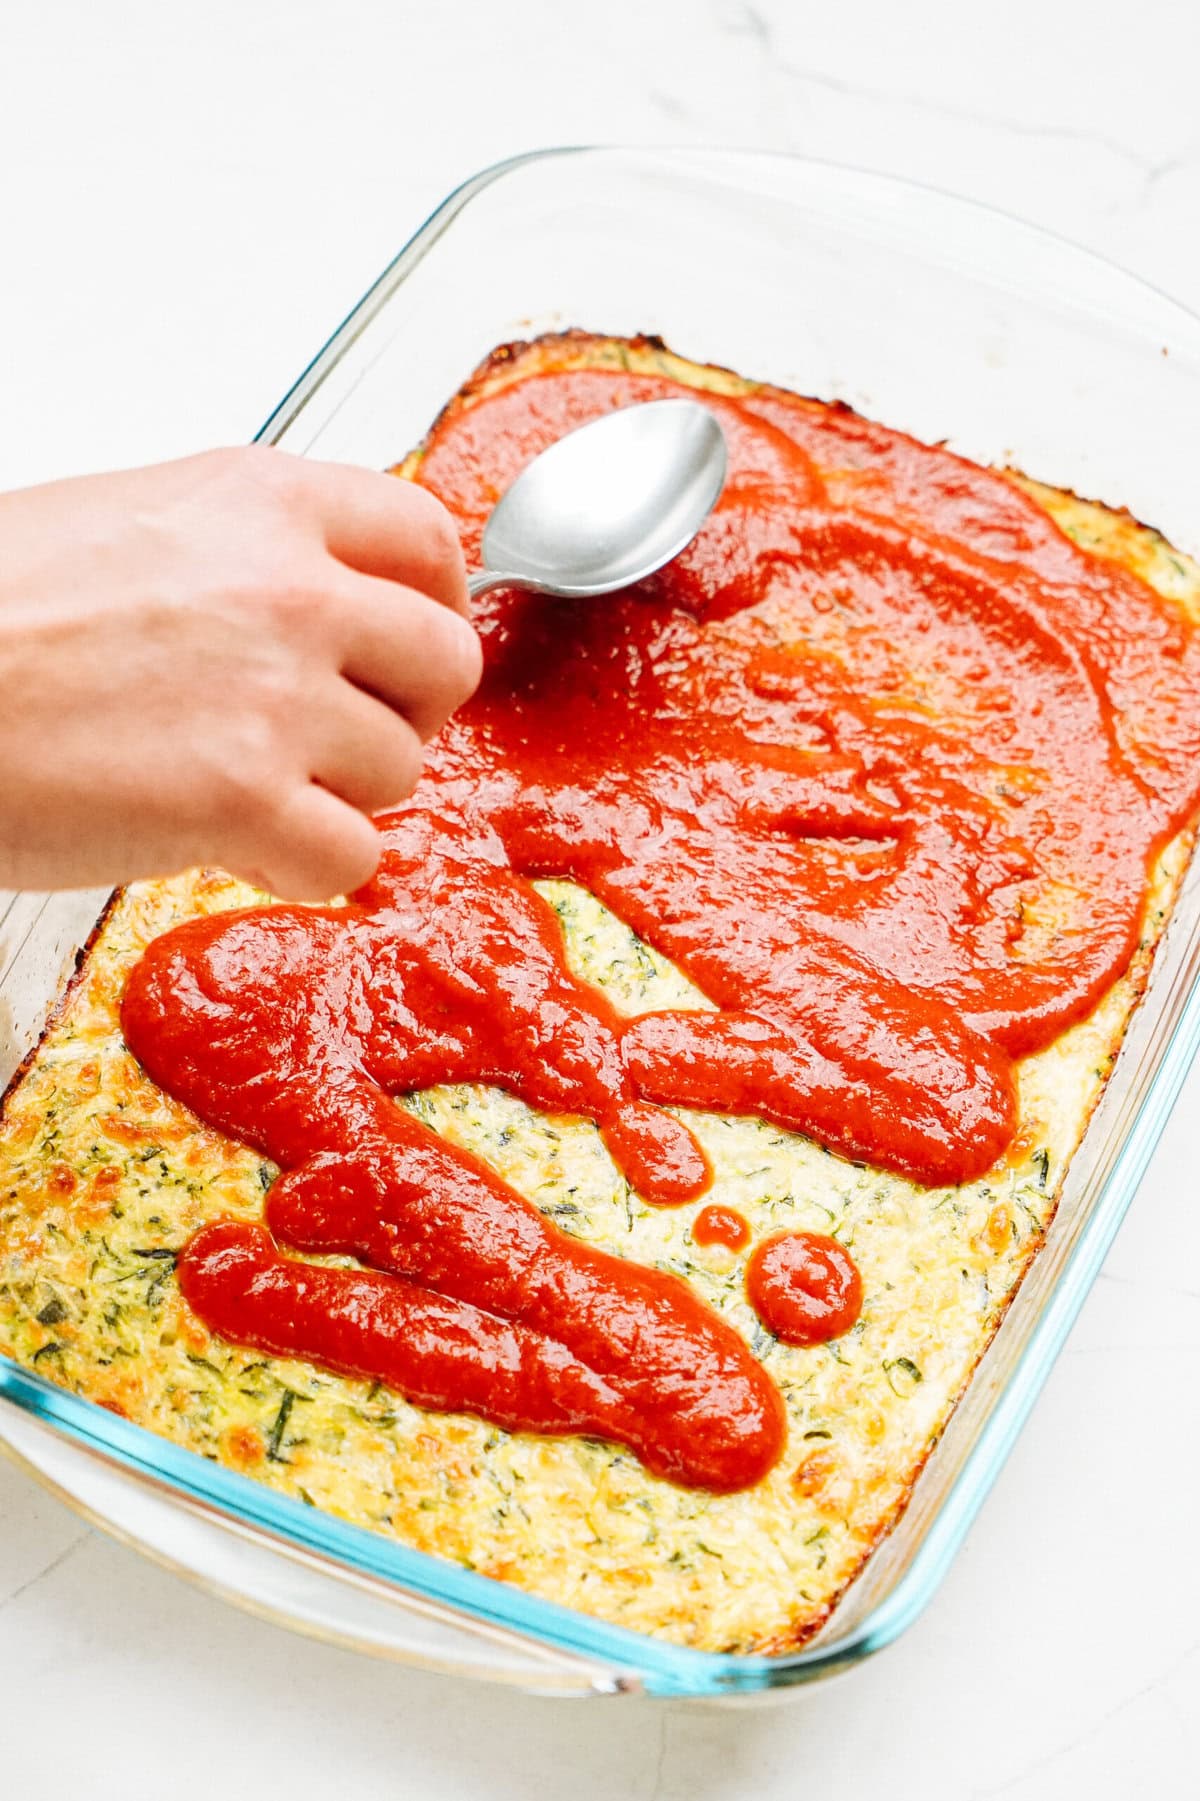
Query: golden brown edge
392 327 1199 562
0 889 123 1123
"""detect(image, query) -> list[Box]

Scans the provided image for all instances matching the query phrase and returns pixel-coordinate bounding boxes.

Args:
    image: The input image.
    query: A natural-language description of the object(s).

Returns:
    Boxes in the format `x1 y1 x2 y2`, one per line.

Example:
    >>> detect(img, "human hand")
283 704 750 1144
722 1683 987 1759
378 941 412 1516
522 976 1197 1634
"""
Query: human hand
0 446 481 899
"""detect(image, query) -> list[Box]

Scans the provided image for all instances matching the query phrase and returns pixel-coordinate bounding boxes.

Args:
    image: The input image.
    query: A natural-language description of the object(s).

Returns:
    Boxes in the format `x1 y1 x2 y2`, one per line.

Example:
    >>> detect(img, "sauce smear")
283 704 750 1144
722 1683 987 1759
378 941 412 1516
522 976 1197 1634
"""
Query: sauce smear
123 345 1200 1491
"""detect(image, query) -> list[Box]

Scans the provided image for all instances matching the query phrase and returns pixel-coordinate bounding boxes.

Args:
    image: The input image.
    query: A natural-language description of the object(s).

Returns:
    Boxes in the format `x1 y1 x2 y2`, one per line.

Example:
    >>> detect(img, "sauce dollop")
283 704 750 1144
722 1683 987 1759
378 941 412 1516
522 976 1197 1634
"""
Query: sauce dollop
692 1204 751 1251
746 1232 863 1346
122 348 1200 1491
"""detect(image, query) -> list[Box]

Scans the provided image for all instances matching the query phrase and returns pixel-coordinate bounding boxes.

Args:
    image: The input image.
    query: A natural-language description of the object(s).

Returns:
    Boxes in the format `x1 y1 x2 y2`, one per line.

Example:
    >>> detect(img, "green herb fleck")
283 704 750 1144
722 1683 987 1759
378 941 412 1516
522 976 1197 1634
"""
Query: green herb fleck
883 1356 923 1397
267 1389 296 1463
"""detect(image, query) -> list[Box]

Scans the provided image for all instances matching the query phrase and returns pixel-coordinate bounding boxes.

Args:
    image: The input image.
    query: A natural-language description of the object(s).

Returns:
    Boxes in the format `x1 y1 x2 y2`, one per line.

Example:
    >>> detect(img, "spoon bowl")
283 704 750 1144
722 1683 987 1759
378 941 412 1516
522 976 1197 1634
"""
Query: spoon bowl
467 399 727 600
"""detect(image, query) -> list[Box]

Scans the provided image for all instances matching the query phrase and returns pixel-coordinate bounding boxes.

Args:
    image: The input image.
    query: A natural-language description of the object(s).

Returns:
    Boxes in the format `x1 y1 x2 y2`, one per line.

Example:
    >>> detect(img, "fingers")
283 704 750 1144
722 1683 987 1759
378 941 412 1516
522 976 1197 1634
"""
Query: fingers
240 782 384 903
197 450 482 900
309 681 425 815
228 653 457 902
293 456 470 618
333 571 483 742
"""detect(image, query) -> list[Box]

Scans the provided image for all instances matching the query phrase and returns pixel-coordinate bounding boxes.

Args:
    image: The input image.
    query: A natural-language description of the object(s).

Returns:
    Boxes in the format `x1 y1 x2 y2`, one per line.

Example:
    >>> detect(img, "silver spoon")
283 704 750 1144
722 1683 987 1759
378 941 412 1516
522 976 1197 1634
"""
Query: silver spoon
466 399 727 600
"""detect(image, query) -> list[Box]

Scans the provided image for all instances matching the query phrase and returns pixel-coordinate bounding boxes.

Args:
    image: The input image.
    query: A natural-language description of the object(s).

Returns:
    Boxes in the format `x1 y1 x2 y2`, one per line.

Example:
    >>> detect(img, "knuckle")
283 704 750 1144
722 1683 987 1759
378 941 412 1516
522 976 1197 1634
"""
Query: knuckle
207 727 280 821
198 442 281 490
239 569 334 643
204 444 305 519
274 576 333 634
241 442 301 494
217 651 307 742
396 473 442 526
398 482 466 583
194 444 247 481
416 488 464 564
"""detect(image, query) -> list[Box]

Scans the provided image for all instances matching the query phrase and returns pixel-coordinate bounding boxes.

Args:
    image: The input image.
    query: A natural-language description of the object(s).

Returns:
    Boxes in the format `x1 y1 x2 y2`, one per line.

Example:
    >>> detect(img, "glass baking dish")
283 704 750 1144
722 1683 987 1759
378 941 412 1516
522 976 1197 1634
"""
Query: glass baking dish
3 147 1200 1700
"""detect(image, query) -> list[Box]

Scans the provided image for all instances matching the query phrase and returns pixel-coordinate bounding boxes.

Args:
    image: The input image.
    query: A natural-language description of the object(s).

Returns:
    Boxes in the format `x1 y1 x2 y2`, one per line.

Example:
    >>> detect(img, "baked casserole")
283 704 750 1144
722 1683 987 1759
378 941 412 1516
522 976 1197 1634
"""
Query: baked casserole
2 333 1198 1654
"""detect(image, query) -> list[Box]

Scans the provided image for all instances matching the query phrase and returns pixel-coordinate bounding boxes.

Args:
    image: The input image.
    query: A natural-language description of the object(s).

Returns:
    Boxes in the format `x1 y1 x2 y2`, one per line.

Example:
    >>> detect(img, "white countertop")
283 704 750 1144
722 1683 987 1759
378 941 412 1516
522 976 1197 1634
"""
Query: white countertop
2 3 1199 1795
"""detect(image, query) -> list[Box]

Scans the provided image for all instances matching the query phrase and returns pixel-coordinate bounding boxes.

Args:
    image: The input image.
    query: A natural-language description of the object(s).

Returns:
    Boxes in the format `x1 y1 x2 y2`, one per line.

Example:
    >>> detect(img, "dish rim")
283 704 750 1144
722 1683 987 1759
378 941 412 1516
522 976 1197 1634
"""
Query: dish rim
3 145 1200 1698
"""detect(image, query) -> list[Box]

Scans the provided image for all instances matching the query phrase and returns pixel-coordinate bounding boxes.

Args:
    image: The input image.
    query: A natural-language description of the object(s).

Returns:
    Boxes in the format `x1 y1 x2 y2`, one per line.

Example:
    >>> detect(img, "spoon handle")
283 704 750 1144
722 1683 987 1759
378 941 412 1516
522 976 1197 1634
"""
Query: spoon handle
468 570 520 599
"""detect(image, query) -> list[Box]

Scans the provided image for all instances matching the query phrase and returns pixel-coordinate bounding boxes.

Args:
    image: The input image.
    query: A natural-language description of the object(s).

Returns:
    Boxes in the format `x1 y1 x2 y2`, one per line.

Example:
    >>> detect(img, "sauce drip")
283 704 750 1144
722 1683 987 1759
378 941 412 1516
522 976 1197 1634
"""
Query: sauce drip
692 1204 751 1251
122 351 1200 1492
746 1232 863 1346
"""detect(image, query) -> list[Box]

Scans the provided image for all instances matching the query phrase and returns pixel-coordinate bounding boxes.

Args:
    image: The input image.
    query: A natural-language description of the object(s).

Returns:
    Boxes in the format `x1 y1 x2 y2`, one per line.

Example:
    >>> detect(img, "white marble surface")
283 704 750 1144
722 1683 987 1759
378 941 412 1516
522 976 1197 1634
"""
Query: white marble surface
2 2 1200 1795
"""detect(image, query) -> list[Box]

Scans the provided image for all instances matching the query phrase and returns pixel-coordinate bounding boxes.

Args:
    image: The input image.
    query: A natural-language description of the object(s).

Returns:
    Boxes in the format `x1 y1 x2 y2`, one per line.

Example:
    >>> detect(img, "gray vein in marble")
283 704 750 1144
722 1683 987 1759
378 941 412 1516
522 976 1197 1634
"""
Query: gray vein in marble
724 2 771 51
648 88 700 128
719 8 1186 183
1120 137 1200 215
1097 1267 1200 1303
0 1529 89 1616
971 1636 1200 1798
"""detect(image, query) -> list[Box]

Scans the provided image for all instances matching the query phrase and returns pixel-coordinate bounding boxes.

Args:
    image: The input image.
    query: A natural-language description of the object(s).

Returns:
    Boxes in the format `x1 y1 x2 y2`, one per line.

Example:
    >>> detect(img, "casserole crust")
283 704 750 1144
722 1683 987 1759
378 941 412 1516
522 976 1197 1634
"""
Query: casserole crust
0 334 1196 1653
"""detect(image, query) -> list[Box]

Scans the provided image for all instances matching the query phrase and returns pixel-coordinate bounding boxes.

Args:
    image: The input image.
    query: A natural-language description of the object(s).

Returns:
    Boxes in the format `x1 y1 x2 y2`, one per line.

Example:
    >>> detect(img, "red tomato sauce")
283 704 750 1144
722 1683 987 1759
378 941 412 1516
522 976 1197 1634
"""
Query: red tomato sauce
692 1204 751 1251
122 355 1200 1492
746 1232 863 1346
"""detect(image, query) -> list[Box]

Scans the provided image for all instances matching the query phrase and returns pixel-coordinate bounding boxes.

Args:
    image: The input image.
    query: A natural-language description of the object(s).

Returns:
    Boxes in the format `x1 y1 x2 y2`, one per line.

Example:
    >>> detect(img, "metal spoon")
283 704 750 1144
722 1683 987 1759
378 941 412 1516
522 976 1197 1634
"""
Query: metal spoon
466 399 727 600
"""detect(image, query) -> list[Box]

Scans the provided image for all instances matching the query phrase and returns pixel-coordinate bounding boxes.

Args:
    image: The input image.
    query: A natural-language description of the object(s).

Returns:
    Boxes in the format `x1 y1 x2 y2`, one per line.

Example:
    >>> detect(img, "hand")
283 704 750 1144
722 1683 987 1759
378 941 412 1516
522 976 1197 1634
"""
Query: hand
0 446 481 899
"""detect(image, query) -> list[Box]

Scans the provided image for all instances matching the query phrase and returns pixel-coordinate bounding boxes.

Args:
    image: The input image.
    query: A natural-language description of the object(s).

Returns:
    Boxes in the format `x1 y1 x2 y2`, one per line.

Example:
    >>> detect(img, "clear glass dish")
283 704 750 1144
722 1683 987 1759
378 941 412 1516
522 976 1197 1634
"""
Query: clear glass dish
3 147 1200 1700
